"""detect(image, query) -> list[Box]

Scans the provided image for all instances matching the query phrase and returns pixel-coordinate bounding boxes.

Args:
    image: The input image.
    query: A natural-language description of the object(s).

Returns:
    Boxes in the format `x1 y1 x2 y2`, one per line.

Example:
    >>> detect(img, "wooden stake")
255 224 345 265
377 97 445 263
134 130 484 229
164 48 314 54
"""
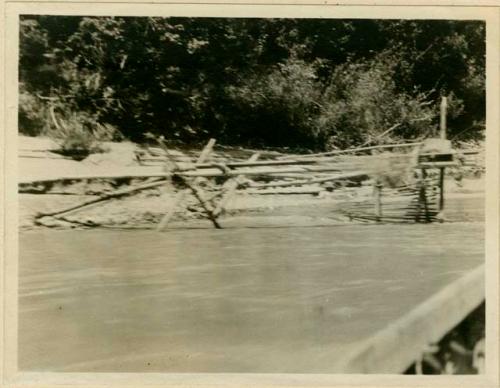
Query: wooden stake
197 138 216 163
415 357 424 375
416 169 430 223
179 176 222 229
438 167 445 222
212 153 260 218
440 96 447 140
439 168 445 211
438 97 447 218
155 191 186 231
374 181 383 222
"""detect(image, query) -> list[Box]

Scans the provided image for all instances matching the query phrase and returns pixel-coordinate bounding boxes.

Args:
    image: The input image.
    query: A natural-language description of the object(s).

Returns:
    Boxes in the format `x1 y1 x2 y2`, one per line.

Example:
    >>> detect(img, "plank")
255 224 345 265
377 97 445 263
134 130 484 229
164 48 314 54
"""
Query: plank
337 265 484 373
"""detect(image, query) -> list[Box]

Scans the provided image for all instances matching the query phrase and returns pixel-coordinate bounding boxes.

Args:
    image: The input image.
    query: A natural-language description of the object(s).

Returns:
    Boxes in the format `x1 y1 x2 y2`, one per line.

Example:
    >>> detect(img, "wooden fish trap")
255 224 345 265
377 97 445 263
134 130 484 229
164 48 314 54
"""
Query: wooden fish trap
27 105 466 230
341 181 440 223
150 135 452 229
29 137 456 229
152 137 374 230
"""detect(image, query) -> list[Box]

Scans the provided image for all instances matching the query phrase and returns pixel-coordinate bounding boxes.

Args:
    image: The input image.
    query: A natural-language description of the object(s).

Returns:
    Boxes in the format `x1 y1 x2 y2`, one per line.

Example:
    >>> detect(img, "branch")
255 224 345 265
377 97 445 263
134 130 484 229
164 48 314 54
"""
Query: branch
49 105 61 130
359 123 402 148
415 40 437 61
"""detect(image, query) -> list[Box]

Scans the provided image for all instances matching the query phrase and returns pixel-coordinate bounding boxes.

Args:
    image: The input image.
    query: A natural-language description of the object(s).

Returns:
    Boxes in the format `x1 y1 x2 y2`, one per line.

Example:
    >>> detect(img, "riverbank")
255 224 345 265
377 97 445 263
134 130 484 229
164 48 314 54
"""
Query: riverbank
18 135 485 230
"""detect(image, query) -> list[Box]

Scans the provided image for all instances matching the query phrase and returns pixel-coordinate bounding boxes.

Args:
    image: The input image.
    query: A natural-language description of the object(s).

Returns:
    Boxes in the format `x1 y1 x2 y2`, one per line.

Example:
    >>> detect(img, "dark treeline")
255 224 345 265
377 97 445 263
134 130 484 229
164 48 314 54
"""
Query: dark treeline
19 16 485 151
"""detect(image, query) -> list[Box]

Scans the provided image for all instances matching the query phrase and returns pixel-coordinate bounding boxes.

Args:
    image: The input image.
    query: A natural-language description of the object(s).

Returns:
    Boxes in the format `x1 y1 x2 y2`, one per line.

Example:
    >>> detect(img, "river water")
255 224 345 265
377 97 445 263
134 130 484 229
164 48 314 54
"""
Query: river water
18 197 484 373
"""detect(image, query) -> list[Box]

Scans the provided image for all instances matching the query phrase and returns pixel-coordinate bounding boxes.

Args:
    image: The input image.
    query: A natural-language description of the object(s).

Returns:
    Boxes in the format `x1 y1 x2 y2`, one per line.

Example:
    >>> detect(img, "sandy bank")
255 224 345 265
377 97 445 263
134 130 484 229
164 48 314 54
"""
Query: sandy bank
18 135 485 230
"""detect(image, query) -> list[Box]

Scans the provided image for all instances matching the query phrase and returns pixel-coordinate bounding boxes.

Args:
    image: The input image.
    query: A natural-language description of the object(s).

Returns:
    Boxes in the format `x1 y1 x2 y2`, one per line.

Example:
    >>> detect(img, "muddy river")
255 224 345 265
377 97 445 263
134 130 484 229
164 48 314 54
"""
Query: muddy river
18 197 484 373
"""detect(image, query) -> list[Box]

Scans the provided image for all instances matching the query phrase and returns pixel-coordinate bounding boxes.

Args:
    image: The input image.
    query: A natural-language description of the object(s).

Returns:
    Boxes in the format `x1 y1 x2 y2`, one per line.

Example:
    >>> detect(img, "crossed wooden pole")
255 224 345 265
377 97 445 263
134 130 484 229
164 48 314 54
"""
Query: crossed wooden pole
156 138 260 231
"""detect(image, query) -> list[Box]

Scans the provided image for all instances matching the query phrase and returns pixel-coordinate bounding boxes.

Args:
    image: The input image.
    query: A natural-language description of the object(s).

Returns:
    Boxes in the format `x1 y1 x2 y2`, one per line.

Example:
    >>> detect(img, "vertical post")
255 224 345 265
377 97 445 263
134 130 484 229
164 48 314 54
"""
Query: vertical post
416 169 429 223
438 96 447 219
213 153 260 218
374 180 383 222
438 167 445 220
440 96 447 140
415 357 423 375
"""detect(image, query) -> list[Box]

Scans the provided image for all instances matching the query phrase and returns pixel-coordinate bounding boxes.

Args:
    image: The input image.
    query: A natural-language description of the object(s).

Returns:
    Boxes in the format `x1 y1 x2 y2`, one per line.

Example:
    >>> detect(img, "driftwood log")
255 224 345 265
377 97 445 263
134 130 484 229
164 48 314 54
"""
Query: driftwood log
35 178 167 220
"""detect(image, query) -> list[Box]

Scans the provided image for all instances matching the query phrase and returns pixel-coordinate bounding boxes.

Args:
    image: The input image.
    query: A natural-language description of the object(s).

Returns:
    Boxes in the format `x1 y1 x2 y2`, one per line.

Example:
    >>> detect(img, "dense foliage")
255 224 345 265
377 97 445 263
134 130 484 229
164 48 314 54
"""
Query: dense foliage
19 16 485 151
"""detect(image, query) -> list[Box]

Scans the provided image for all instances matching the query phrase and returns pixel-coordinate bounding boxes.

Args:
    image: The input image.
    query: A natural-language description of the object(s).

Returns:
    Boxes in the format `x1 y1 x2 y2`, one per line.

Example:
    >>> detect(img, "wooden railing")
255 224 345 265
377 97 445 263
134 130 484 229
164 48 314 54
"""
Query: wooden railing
336 265 485 373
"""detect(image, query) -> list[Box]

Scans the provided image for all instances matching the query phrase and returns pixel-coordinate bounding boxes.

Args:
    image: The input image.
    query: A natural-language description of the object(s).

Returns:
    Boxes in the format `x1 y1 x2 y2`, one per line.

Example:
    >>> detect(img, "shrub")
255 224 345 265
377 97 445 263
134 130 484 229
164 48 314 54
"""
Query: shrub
225 58 324 149
317 55 437 149
18 87 47 136
225 55 437 151
45 108 120 160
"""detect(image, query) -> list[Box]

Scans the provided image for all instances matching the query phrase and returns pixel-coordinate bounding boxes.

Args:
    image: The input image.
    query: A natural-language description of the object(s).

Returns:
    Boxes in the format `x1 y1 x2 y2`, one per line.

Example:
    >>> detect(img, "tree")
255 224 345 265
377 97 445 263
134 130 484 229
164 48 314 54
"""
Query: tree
18 16 485 149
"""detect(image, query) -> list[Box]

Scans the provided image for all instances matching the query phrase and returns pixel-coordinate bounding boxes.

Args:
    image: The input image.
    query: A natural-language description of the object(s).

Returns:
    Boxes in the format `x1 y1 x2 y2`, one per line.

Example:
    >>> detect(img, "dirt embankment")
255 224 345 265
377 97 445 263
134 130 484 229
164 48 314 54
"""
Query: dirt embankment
18 135 485 230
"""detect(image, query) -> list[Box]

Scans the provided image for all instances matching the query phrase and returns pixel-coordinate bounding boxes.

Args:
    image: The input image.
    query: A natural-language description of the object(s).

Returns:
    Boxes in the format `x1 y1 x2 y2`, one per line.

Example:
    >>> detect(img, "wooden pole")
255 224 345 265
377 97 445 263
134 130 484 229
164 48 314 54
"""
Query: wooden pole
212 153 260 218
180 166 366 178
416 169 431 223
415 357 423 375
415 170 423 223
438 167 445 215
156 191 186 231
374 181 383 222
197 138 217 162
36 178 167 219
19 166 372 185
438 96 447 219
157 138 216 231
178 176 222 229
440 96 447 140
279 142 423 160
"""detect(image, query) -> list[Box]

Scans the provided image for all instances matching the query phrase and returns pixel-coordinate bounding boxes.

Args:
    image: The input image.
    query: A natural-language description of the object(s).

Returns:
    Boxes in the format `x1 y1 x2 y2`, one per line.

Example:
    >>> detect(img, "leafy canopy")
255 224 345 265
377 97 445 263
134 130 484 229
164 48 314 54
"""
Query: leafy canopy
19 16 485 151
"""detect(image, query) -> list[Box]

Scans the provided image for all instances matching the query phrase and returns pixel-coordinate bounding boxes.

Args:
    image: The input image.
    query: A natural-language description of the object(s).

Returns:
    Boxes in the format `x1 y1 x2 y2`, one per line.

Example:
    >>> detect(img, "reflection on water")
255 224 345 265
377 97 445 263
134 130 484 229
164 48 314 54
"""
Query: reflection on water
19 198 484 373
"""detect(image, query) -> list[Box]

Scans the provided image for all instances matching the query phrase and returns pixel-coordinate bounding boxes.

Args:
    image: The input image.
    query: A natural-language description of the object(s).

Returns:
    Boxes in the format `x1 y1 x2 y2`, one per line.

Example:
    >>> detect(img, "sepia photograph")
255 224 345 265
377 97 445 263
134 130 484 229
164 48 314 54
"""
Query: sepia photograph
2 2 498 385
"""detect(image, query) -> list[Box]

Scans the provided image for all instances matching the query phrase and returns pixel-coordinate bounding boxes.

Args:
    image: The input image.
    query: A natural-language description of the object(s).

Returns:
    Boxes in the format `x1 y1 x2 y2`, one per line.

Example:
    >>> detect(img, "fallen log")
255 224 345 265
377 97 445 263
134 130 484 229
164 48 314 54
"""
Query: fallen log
192 159 318 169
19 166 368 186
180 166 368 177
19 172 169 186
35 178 167 219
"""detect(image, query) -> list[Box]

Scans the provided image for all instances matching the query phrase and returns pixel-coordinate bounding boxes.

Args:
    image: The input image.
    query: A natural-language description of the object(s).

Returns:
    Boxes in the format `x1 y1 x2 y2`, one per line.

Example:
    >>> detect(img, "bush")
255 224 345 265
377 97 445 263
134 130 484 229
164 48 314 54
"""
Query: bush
45 109 120 160
225 55 437 151
225 58 324 149
18 87 47 136
317 55 437 149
